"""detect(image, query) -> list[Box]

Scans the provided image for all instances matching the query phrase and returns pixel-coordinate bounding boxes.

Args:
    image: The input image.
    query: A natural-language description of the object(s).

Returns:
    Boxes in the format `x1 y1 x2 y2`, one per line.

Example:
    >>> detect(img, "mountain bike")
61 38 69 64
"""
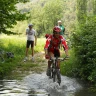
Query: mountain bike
49 57 68 85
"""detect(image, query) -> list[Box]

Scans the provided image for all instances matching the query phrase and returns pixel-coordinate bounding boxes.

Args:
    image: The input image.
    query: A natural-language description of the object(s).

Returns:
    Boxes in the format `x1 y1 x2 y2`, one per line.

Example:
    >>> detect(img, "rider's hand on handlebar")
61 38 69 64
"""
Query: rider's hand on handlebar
50 57 55 60
45 54 50 59
65 55 69 59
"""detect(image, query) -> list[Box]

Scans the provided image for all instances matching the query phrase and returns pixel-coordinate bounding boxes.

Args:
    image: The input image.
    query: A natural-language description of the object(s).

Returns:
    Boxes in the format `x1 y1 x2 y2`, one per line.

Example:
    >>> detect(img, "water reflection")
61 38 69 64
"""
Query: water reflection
0 80 28 96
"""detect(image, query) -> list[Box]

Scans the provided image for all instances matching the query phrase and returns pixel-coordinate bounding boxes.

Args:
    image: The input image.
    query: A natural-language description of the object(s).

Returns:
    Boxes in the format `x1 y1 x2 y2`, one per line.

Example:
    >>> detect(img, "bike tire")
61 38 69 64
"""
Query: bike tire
57 69 61 85
52 68 56 82
53 72 56 82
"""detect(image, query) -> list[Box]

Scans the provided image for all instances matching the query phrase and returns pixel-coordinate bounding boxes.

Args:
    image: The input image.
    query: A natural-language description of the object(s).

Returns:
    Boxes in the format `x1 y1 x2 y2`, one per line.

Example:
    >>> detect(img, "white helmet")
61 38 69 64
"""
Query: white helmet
58 20 62 23
28 24 33 27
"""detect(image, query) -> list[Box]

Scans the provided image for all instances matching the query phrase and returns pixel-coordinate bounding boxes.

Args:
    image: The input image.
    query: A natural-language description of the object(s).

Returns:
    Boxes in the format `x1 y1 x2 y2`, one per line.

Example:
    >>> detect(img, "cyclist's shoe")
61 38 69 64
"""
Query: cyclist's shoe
31 57 34 61
24 57 28 62
57 79 61 85
46 68 51 76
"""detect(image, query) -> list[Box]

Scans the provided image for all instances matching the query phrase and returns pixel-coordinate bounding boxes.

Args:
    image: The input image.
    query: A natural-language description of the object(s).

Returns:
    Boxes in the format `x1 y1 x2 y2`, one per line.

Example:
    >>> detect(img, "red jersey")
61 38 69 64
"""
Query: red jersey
44 35 68 51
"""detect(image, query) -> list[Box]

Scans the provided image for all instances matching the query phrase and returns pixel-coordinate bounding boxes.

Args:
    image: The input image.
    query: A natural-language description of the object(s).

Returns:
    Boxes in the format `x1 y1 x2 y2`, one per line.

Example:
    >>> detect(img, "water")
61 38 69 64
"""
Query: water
23 72 82 96
0 72 96 96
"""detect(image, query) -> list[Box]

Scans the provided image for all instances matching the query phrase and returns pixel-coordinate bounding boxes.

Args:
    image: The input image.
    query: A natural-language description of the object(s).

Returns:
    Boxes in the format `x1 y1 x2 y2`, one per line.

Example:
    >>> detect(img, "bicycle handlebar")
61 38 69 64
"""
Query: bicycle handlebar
49 56 69 61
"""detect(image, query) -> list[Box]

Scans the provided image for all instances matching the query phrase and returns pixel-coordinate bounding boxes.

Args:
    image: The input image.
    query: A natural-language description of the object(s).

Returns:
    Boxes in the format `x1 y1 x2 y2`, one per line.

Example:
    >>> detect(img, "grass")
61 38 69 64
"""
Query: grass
0 34 46 79
0 34 76 80
60 49 78 77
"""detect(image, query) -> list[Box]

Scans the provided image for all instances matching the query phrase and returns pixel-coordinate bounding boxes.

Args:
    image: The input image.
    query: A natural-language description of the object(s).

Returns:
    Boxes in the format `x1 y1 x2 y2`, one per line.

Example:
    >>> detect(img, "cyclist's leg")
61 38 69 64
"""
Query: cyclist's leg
31 41 34 56
46 60 52 76
46 52 54 76
31 41 34 61
48 52 54 66
25 48 28 57
24 40 30 61
54 49 60 69
25 40 30 57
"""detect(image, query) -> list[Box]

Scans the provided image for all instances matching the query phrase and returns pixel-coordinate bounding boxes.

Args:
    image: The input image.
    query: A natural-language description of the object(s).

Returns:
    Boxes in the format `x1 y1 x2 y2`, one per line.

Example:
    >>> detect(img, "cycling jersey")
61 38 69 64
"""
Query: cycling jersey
44 35 68 52
26 28 36 41
58 25 65 35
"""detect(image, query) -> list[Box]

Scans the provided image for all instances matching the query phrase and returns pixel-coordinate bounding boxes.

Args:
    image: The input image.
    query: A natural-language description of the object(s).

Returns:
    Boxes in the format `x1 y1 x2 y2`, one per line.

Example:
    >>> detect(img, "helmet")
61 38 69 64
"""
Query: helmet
28 24 33 27
53 26 61 33
58 20 62 23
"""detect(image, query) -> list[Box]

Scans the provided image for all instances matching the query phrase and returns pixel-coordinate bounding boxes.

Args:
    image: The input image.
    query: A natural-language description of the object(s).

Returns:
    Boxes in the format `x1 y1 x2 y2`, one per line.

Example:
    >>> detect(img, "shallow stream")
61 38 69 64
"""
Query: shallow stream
0 72 96 96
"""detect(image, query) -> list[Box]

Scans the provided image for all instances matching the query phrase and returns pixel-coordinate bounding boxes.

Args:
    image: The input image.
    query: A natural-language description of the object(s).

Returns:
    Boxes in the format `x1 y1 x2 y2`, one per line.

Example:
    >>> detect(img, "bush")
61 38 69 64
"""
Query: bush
72 16 96 85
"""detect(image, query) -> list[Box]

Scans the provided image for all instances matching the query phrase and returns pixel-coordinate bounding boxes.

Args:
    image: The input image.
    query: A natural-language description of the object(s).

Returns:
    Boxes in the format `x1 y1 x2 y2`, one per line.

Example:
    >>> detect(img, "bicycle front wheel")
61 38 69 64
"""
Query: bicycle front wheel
57 69 61 85
53 72 56 82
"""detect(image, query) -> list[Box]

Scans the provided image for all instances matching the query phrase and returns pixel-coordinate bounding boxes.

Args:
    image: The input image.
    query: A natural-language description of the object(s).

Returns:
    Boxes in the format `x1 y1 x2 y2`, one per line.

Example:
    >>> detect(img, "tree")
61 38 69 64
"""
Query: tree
27 0 64 36
77 0 87 25
0 0 29 34
72 0 96 85
43 0 64 34
93 0 96 14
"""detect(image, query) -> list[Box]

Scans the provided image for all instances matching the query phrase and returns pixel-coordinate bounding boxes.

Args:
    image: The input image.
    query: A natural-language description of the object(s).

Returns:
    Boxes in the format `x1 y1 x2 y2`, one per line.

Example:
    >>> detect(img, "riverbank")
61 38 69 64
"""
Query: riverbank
4 51 47 80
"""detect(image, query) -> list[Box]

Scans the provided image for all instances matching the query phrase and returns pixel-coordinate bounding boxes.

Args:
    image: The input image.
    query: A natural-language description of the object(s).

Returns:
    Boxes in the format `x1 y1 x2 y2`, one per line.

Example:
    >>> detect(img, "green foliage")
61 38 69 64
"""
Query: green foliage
0 35 45 78
72 16 96 84
93 0 96 14
43 0 64 26
10 0 77 37
77 0 87 25
60 49 79 77
0 0 29 35
27 0 64 36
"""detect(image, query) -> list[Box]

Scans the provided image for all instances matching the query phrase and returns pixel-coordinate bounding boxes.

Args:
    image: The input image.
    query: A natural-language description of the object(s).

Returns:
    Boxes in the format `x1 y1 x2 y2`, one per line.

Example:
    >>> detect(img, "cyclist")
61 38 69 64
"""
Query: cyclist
58 20 65 36
24 24 37 62
58 20 66 49
44 26 69 76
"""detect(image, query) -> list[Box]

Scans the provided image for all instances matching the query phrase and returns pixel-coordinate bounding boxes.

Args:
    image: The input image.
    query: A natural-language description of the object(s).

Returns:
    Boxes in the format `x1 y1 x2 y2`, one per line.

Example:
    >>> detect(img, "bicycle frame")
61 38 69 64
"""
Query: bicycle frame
50 57 66 85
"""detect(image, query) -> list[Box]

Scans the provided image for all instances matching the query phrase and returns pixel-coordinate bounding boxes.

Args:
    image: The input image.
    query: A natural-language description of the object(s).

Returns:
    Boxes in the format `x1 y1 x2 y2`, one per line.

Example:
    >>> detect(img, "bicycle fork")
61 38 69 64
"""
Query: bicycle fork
57 69 61 85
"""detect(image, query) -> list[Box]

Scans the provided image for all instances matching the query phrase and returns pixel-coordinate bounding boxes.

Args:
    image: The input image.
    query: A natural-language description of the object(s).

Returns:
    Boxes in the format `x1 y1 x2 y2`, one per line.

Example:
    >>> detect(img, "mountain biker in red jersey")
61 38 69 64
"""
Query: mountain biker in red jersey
44 26 69 76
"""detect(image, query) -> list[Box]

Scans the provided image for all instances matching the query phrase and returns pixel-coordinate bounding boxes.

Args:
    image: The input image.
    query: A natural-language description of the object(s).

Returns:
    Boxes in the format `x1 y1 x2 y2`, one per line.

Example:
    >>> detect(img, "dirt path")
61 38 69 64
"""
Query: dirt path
4 51 48 79
31 51 48 72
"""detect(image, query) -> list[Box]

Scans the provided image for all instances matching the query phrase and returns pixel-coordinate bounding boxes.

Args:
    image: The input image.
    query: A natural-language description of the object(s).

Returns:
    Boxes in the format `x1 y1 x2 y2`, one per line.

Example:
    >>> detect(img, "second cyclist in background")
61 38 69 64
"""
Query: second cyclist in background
58 20 65 36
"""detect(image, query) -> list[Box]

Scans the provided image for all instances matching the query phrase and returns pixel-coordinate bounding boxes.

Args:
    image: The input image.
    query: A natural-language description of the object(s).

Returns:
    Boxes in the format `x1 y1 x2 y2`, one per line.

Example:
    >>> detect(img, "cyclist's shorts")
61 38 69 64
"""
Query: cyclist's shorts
26 40 34 48
48 48 60 57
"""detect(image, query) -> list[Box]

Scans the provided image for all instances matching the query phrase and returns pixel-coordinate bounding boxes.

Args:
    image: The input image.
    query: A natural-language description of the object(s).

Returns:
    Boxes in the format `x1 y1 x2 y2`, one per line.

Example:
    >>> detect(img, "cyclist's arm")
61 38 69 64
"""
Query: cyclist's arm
61 37 69 56
26 29 29 35
65 49 69 57
44 38 50 55
44 48 48 55
34 31 37 46
35 36 37 46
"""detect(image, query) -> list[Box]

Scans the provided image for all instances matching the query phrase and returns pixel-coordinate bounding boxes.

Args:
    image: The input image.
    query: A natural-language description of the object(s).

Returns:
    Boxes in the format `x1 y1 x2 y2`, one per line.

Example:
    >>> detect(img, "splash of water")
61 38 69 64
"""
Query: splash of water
23 72 82 96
